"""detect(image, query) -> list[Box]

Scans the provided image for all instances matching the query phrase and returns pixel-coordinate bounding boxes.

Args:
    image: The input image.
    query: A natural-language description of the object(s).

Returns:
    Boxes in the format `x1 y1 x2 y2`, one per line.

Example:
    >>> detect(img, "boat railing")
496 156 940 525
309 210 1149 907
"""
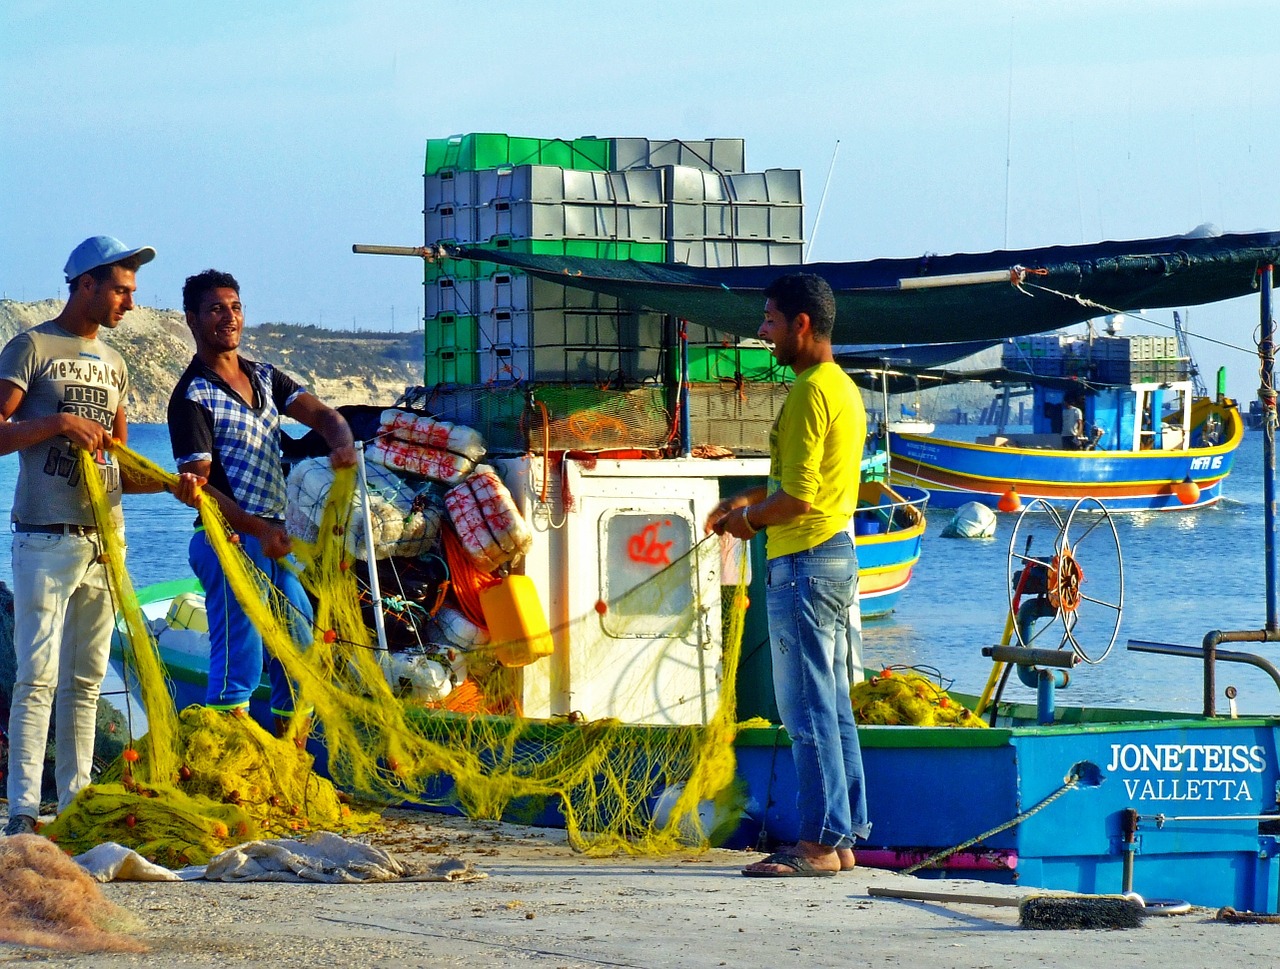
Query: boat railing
1127 636 1280 714
855 488 929 533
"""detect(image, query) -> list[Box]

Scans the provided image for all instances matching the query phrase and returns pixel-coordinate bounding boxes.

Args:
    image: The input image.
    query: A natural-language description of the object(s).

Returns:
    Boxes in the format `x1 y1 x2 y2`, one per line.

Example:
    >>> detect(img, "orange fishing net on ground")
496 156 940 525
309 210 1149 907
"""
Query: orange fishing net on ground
0 834 147 953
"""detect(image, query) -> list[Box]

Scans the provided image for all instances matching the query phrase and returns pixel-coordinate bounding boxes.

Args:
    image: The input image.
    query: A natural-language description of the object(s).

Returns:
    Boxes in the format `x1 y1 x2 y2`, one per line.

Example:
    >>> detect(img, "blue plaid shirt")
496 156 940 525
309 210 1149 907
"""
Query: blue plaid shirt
168 357 304 519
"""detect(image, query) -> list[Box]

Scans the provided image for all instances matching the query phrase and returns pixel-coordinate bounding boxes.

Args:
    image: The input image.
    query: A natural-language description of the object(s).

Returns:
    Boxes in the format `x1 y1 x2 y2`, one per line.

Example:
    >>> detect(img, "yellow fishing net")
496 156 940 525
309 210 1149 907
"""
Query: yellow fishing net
43 443 748 863
851 669 987 727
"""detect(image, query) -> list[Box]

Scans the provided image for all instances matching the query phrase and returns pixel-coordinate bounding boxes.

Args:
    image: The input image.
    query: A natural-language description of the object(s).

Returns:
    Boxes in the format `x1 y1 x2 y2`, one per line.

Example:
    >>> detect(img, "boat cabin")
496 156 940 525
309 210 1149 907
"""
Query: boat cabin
982 334 1204 452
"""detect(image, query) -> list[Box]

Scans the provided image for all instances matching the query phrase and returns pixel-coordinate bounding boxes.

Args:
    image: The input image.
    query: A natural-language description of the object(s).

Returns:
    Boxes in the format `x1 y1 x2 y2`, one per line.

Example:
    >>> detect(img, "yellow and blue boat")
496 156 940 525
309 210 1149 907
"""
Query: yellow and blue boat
889 377 1244 512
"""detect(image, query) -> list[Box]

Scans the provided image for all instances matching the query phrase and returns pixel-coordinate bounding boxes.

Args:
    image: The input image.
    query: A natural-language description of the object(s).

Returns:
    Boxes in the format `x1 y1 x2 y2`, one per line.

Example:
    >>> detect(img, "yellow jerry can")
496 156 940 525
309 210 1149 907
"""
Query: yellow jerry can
479 574 555 667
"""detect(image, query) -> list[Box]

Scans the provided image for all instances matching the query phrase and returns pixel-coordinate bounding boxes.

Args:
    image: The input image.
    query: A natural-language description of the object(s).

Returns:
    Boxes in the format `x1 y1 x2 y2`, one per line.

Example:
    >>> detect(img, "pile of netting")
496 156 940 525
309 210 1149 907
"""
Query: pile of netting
0 834 147 953
50 435 749 863
851 668 987 727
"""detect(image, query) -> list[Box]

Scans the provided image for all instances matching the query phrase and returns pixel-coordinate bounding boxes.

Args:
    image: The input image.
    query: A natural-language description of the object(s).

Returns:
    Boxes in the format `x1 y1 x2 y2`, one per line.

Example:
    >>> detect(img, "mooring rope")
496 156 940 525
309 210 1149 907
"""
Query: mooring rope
900 766 1084 875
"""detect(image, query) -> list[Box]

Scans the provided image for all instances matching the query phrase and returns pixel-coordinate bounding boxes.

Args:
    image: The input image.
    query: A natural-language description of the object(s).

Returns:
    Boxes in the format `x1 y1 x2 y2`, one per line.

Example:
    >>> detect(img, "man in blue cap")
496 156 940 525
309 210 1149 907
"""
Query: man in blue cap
1 235 157 836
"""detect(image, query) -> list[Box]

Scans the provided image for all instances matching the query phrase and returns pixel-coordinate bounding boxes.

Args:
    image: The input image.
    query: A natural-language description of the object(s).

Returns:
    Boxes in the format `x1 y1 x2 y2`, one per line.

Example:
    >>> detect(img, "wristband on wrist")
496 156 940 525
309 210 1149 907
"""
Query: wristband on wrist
741 506 759 536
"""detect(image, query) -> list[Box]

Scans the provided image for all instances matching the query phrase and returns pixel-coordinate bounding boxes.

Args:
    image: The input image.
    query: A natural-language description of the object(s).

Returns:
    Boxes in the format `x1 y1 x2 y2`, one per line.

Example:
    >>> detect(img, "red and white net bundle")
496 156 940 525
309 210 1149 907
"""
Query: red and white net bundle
367 409 486 485
444 465 533 573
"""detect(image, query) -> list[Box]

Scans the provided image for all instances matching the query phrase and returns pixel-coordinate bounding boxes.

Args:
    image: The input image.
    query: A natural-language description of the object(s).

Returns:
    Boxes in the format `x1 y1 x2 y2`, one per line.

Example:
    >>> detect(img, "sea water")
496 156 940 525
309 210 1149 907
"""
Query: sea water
863 427 1274 715
0 425 1273 717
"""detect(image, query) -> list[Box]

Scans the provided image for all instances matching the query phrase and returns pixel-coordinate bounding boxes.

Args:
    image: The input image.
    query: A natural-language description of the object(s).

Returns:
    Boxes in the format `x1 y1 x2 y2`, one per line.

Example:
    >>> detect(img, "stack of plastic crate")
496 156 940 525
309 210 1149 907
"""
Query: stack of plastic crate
420 133 805 454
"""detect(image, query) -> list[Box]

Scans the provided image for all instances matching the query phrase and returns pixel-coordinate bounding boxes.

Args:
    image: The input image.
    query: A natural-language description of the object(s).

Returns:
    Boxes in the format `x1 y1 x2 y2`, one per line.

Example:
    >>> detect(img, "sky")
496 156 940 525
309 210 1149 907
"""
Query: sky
4 0 1280 399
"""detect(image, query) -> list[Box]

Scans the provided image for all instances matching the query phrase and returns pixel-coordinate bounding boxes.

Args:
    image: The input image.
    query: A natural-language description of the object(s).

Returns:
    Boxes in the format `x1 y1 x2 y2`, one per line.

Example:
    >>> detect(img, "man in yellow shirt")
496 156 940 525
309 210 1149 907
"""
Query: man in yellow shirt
706 273 868 877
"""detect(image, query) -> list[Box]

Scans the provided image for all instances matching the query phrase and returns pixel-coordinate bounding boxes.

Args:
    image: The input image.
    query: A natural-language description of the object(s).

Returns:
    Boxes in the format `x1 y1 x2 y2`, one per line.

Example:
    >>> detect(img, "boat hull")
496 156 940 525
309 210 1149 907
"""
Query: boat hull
888 403 1244 512
737 715 1280 910
852 482 927 619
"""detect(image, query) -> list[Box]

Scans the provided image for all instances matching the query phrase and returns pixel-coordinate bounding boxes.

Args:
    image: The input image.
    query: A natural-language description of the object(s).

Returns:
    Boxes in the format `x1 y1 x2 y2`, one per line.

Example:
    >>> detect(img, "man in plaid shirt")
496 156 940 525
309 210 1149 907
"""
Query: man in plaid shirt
169 269 355 733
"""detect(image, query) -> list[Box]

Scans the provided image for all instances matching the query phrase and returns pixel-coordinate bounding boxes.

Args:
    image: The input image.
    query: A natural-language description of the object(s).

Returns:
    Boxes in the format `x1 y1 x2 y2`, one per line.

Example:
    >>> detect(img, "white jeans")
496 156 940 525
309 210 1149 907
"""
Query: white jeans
6 531 114 818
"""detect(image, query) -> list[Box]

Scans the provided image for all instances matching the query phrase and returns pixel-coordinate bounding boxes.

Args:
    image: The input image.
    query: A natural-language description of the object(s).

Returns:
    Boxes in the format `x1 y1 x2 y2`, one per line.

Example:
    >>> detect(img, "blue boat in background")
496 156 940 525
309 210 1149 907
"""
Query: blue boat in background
888 332 1244 512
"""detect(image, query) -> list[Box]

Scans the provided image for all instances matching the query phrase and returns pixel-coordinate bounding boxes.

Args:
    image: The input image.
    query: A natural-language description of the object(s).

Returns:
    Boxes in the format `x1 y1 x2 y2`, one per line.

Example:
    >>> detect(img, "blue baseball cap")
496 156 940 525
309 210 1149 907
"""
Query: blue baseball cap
64 235 156 282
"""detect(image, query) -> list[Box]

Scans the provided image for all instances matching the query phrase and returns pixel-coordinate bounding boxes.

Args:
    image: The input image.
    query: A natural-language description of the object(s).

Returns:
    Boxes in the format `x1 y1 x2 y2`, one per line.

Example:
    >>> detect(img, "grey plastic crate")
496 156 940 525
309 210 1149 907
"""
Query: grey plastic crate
736 241 803 266
726 169 803 204
425 204 480 244
478 307 663 350
670 239 737 267
614 205 665 242
424 276 479 318
669 239 803 268
475 200 616 240
484 166 614 203
475 275 623 316
667 203 699 240
663 165 730 203
480 345 665 383
610 137 745 174
424 170 480 209
607 169 665 205
731 204 804 242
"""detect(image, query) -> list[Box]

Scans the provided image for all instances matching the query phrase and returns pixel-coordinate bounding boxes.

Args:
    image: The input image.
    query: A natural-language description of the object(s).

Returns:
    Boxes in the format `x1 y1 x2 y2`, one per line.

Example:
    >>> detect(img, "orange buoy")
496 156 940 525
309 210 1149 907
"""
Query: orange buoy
1174 476 1200 505
997 487 1022 513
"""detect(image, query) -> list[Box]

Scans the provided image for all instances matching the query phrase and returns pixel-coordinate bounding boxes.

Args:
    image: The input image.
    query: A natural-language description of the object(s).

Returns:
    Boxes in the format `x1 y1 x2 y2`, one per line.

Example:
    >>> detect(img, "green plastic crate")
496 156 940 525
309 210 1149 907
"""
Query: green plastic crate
424 312 478 354
425 133 610 175
424 347 479 386
482 236 666 263
686 346 786 383
425 256 489 282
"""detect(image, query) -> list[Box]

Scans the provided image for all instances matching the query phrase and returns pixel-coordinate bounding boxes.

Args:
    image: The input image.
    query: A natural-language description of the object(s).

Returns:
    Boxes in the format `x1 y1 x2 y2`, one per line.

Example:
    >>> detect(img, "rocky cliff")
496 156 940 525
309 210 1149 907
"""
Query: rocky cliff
0 300 421 423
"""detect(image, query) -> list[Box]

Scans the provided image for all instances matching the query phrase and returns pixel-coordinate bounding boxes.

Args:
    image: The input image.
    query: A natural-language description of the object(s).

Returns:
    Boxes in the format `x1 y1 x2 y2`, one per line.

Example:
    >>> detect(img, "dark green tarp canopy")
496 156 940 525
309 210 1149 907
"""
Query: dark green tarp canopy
846 364 1113 397
453 229 1280 344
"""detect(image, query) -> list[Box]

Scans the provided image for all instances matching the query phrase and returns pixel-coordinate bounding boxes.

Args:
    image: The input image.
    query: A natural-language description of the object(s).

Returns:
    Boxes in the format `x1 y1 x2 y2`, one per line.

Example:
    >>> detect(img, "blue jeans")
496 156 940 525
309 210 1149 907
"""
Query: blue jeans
767 531 870 847
189 529 311 716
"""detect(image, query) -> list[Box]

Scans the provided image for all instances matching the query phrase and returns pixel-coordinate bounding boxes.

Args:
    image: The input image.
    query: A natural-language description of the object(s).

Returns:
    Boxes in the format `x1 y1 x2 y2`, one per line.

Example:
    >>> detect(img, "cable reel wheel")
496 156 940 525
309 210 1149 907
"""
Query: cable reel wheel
1006 496 1125 664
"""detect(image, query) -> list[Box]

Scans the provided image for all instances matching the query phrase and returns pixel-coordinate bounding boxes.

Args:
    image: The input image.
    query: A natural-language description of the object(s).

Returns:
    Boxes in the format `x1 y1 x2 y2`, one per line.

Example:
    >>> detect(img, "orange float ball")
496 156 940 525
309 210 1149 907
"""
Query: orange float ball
323 629 337 643
997 487 1022 513
594 600 608 615
1174 476 1200 505
122 747 140 762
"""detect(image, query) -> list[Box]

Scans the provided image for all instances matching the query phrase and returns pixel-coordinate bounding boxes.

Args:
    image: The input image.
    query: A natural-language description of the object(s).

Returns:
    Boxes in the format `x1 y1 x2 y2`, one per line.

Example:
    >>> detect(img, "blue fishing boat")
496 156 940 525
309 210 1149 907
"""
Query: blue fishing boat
885 333 1245 511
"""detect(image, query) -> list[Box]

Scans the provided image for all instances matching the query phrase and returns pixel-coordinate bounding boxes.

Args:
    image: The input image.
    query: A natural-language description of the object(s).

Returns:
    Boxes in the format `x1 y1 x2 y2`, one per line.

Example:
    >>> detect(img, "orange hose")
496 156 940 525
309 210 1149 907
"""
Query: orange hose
440 527 500 628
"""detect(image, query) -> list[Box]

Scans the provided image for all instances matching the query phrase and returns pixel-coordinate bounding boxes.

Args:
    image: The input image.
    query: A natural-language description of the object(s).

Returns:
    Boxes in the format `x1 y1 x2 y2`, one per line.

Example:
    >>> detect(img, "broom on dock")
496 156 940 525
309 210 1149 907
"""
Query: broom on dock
868 885 1146 930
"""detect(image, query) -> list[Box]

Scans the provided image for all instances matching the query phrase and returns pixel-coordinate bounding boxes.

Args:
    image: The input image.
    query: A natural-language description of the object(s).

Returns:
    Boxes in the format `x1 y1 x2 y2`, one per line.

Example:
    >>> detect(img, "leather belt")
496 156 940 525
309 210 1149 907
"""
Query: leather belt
14 522 97 536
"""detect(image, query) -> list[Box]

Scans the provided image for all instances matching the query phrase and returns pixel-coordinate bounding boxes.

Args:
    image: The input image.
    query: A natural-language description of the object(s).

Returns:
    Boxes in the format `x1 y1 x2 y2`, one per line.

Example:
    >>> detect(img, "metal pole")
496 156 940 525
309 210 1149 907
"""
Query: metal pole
679 318 691 458
355 447 390 652
1261 266 1277 631
880 366 892 478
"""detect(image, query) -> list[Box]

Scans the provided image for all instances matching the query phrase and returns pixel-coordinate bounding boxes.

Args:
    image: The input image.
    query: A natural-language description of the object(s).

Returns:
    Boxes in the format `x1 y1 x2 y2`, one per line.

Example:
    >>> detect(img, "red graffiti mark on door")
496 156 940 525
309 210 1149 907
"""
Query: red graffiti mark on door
627 520 674 566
